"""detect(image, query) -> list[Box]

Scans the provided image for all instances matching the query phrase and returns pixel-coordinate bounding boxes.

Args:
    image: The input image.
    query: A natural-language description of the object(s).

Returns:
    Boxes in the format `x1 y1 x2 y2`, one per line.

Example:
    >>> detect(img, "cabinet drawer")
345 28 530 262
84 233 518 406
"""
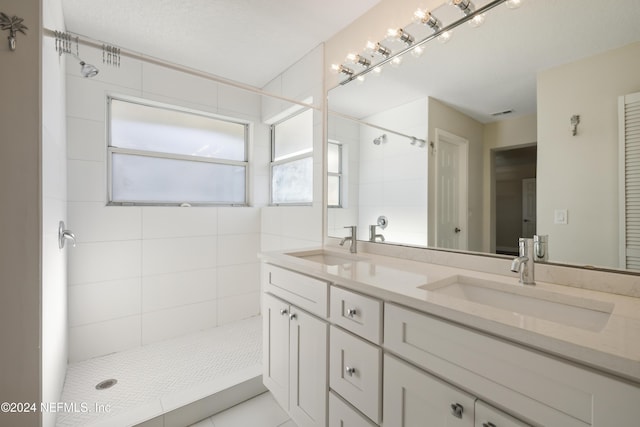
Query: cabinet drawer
329 391 377 427
475 401 530 427
384 303 640 427
330 286 382 344
330 325 382 424
383 353 476 427
262 264 328 317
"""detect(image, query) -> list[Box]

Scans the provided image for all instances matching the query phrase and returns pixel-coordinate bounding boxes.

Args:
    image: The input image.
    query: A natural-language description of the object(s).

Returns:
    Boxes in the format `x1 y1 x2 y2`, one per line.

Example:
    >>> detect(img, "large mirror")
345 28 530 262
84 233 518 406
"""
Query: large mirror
327 0 640 271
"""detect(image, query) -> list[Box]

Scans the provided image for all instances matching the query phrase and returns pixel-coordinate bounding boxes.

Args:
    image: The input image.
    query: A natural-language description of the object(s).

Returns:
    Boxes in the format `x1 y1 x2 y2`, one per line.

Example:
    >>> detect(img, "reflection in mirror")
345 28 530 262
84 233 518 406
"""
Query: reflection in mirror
327 0 640 272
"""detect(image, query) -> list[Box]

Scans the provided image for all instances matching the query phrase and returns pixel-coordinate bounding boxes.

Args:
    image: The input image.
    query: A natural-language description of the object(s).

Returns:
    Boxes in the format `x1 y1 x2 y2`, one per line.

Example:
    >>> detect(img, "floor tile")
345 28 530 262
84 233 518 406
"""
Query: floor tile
209 393 290 427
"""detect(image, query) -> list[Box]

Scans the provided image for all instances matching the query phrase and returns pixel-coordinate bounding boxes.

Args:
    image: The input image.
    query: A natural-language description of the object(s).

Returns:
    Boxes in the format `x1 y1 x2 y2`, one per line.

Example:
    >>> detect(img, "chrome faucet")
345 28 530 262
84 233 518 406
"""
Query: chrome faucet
369 224 385 242
340 225 357 253
510 238 535 285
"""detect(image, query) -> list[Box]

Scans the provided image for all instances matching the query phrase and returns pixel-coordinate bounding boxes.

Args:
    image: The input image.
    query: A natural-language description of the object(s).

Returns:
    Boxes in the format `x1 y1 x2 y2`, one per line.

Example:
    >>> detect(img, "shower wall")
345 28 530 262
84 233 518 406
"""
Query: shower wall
66 46 268 362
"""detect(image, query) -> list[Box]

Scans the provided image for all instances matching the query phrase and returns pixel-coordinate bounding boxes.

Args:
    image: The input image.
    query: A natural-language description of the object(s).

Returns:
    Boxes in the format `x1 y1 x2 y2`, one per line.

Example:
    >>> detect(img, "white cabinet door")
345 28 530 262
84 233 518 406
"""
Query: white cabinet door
475 401 530 427
289 307 328 427
263 293 291 411
383 354 475 427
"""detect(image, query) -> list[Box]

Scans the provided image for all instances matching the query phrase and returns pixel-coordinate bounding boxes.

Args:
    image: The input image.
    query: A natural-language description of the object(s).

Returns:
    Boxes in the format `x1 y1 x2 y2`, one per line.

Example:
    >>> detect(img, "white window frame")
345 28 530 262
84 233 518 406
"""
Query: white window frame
327 140 343 208
107 95 250 206
269 108 314 206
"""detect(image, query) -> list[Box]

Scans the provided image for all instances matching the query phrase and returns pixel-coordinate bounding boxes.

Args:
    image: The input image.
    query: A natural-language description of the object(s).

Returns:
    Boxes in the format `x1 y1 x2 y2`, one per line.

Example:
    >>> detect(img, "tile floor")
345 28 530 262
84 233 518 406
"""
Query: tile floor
56 316 262 426
188 392 297 427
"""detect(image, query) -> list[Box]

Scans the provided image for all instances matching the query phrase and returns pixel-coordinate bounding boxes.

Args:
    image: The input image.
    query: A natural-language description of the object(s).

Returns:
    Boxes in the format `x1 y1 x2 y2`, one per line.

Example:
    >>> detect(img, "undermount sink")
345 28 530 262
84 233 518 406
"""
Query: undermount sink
420 275 614 332
286 249 368 266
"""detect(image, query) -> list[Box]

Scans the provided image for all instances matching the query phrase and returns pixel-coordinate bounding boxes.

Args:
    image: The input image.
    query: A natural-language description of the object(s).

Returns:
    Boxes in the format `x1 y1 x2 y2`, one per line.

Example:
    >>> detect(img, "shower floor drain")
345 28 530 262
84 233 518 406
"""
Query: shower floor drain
95 379 117 390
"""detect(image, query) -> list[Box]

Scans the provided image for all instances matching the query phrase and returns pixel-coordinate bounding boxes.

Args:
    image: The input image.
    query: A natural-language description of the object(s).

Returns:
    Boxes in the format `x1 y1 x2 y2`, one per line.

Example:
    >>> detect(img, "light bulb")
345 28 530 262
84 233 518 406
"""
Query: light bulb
390 56 402 68
355 75 366 84
387 28 399 39
468 13 485 27
411 45 425 58
345 53 357 63
505 0 522 9
330 63 341 74
437 31 452 44
372 66 383 76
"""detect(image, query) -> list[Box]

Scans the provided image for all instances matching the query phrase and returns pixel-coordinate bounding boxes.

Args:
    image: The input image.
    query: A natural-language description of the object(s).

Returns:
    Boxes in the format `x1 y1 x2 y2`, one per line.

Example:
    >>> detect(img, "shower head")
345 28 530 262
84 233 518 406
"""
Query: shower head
79 60 99 78
373 134 387 145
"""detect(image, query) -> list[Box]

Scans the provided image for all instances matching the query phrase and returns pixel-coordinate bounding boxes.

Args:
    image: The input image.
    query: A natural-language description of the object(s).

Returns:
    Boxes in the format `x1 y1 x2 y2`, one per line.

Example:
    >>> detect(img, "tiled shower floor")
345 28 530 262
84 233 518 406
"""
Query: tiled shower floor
56 316 262 427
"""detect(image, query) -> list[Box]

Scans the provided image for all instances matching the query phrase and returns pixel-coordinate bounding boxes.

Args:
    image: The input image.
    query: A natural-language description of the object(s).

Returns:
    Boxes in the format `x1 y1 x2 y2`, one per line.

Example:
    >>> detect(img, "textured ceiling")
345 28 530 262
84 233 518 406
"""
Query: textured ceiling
61 0 381 87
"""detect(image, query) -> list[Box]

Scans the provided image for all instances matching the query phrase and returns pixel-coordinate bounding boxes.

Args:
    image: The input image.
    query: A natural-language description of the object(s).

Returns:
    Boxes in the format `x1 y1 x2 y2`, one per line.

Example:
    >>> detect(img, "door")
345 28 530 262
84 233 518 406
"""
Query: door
521 178 536 237
435 129 469 250
289 307 328 427
263 293 290 410
383 354 475 427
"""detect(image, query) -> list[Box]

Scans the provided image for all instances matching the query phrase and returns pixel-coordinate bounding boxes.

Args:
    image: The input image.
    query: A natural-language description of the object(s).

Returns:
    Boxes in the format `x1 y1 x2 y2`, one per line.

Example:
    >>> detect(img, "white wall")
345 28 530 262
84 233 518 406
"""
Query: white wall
359 98 428 245
537 42 640 268
261 45 324 251
42 0 68 425
0 0 41 425
66 46 269 362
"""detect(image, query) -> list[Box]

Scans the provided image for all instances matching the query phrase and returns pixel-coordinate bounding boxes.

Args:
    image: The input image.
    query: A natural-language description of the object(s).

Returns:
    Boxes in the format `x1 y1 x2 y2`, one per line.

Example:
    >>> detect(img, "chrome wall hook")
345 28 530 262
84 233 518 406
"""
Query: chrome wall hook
571 114 580 136
58 221 77 249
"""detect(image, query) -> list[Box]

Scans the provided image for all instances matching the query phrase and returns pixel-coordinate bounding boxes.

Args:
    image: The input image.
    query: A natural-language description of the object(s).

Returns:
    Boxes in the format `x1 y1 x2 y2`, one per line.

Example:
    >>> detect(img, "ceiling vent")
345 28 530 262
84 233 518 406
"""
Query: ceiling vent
491 109 514 117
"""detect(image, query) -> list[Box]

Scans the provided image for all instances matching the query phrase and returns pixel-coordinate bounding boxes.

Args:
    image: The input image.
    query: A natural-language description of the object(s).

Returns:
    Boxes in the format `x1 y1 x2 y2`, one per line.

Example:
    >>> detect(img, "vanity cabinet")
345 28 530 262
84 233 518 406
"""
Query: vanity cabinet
261 260 640 427
263 290 328 427
383 353 476 426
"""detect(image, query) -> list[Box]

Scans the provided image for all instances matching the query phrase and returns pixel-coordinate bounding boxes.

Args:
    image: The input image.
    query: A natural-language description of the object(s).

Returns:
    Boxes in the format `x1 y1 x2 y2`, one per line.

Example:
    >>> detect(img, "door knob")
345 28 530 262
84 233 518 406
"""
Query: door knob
345 366 356 376
346 308 357 317
454 227 461 233
280 308 288 316
289 313 297 320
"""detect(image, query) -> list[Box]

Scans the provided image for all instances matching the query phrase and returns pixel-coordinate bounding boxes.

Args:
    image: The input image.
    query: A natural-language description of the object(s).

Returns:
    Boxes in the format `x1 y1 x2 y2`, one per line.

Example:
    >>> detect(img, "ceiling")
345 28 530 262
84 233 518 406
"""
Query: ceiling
61 0 381 88
328 0 640 122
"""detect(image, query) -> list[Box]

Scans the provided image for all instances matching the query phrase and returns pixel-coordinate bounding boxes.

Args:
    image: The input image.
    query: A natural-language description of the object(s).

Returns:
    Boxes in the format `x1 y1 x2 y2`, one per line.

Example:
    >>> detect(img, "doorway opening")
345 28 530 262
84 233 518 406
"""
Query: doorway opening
492 145 537 256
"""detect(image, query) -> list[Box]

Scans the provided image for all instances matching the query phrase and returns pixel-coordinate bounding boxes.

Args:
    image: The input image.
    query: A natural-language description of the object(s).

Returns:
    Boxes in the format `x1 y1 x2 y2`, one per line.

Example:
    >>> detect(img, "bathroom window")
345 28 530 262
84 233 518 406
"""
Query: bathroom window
270 108 313 205
107 96 249 206
327 140 343 208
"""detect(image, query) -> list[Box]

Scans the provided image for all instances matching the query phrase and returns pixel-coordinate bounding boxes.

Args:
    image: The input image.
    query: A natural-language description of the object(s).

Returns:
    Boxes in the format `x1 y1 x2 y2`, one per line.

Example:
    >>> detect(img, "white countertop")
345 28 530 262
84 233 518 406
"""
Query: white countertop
259 247 640 383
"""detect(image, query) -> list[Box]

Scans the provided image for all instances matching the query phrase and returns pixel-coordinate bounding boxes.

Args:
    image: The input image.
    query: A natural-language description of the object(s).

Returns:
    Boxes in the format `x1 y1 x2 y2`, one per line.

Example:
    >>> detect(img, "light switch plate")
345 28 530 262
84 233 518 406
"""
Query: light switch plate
554 209 568 224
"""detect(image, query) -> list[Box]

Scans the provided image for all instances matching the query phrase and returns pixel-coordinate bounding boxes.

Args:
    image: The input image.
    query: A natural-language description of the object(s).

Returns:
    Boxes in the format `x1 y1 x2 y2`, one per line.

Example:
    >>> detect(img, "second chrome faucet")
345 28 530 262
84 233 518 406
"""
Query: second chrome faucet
340 225 357 253
511 237 535 285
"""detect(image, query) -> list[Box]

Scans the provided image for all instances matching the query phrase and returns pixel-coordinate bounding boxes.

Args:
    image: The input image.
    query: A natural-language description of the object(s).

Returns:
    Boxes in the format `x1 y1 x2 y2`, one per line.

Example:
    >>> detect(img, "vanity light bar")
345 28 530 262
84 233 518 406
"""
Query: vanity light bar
337 0 510 86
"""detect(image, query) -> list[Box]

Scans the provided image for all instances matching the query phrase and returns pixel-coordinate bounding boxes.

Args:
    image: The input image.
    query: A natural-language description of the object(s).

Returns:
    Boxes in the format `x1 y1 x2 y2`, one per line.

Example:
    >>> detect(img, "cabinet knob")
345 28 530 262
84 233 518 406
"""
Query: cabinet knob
280 308 288 316
450 403 464 419
346 308 357 317
289 313 297 320
482 423 496 427
345 366 356 376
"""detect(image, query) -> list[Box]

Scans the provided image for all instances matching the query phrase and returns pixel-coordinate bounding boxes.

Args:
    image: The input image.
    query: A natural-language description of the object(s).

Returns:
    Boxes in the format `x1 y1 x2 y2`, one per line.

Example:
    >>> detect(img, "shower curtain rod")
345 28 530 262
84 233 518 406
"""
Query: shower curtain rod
328 110 426 145
42 27 320 112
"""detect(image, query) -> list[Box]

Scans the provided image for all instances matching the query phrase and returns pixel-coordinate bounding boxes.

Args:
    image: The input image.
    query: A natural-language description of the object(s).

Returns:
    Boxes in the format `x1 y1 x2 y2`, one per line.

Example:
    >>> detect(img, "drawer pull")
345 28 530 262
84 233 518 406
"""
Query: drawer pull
450 403 464 419
289 313 297 320
279 308 288 315
345 366 356 376
482 423 496 427
346 308 357 317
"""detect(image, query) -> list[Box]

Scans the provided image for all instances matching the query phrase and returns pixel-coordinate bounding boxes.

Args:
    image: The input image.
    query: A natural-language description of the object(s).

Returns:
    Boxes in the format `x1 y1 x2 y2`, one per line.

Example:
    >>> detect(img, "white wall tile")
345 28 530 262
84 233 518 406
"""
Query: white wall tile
142 300 218 345
260 234 283 252
217 264 260 298
260 207 282 236
218 85 261 117
69 316 141 362
217 293 260 325
68 278 141 327
217 234 260 266
66 76 141 122
67 160 105 202
142 269 217 313
42 126 67 201
68 202 141 242
142 236 217 276
281 207 322 242
218 207 260 235
141 63 219 109
67 117 105 162
142 207 217 239
68 240 141 285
